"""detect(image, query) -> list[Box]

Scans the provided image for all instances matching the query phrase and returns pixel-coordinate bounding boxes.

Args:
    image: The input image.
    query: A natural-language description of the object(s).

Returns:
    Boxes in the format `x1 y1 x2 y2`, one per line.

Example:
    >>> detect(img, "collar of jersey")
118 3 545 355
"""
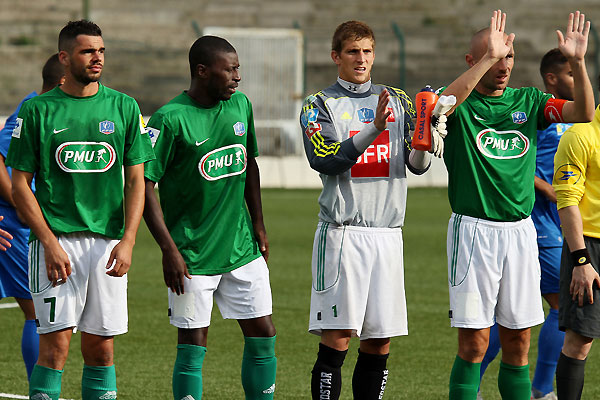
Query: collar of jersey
56 83 104 100
337 77 372 94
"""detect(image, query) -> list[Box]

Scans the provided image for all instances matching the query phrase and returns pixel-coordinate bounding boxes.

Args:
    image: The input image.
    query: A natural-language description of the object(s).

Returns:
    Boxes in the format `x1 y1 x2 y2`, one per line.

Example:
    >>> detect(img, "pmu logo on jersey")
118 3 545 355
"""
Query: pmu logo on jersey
55 141 116 173
99 120 115 135
233 121 246 136
350 130 390 178
199 144 247 181
357 108 375 123
476 129 529 159
511 111 527 124
553 163 582 185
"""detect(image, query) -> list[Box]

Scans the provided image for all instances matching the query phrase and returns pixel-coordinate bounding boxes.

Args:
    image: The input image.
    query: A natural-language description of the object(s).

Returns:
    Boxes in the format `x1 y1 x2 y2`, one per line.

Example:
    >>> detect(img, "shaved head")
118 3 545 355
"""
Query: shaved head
466 27 514 95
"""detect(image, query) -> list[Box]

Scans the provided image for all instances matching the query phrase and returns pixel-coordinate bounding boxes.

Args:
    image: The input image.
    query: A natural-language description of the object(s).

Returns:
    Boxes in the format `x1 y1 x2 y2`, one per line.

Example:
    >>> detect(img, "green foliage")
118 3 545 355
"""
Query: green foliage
1 188 598 399
9 35 37 46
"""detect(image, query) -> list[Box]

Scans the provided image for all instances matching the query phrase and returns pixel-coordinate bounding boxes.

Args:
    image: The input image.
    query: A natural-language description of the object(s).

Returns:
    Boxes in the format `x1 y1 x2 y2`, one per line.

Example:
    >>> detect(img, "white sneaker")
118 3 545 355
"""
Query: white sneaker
533 392 557 400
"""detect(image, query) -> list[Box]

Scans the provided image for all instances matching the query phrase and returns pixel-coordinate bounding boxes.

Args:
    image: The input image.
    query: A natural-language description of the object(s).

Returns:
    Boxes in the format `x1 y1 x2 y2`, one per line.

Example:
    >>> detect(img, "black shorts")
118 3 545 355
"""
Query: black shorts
559 236 600 338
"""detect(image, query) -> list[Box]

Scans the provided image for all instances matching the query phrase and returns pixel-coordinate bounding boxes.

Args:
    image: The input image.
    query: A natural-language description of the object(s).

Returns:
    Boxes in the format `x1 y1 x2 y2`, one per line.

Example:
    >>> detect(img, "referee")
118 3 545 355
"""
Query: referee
553 100 600 400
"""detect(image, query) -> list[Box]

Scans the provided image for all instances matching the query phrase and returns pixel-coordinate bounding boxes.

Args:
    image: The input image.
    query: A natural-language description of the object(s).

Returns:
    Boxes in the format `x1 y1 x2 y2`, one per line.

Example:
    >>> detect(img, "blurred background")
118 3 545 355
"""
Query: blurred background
1 0 599 185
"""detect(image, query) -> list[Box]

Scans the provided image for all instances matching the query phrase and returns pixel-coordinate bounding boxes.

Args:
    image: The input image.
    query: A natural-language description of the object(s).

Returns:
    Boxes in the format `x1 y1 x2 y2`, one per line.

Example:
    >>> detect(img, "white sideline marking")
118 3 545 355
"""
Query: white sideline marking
0 393 73 399
0 303 19 309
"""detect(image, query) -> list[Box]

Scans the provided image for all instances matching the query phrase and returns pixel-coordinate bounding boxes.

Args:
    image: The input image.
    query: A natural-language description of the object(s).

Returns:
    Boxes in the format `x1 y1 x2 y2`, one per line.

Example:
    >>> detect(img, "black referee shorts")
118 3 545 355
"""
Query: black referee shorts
559 236 600 338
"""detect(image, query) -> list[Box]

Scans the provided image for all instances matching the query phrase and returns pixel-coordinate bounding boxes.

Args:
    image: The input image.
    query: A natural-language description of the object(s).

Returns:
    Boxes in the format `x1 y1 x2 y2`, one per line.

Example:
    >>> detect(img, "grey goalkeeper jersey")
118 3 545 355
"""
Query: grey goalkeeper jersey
300 80 426 228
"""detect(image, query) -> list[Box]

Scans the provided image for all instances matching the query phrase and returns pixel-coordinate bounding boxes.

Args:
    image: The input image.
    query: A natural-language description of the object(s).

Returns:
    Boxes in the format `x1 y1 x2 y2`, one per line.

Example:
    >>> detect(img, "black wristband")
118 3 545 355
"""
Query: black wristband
571 248 591 267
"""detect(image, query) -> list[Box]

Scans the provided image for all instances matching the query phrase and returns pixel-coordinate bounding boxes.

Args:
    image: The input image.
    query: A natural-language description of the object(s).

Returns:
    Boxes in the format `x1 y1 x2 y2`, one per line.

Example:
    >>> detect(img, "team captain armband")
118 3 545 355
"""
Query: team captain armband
544 98 567 123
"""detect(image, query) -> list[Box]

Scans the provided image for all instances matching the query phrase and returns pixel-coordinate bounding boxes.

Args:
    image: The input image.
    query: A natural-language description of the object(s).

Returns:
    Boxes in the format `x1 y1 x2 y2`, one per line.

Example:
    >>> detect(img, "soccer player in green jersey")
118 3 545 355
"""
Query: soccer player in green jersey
6 20 154 400
143 36 276 400
437 10 595 400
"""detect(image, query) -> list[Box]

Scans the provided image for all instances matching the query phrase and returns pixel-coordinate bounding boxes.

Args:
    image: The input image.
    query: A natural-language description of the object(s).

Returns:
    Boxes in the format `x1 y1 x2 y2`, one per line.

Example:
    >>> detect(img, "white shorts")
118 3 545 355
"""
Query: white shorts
308 222 407 340
447 213 544 329
169 256 272 329
29 233 127 336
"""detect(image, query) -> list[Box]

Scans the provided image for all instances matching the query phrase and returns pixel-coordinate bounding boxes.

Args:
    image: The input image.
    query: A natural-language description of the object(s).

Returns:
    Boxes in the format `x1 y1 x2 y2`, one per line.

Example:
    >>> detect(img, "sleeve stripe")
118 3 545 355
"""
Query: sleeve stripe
310 132 341 157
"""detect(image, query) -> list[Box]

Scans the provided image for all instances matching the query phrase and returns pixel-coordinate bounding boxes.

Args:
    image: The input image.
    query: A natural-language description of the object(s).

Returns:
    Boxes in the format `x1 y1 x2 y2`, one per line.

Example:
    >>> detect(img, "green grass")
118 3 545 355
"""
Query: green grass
1 187 598 399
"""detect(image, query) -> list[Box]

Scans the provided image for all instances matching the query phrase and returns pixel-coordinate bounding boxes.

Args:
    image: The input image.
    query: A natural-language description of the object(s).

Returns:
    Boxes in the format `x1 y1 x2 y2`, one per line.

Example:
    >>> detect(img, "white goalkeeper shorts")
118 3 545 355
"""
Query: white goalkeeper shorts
168 256 272 329
29 233 127 336
308 222 408 340
447 213 544 329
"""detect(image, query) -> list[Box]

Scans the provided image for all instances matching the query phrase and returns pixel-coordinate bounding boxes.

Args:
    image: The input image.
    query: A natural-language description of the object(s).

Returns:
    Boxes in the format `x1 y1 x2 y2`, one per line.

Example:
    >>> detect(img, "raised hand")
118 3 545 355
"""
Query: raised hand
486 10 515 62
374 89 391 132
557 11 590 62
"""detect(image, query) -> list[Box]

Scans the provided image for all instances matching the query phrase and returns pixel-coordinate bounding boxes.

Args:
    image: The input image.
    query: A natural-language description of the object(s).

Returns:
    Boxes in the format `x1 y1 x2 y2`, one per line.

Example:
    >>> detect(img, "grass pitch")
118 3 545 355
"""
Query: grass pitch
1 187 598 399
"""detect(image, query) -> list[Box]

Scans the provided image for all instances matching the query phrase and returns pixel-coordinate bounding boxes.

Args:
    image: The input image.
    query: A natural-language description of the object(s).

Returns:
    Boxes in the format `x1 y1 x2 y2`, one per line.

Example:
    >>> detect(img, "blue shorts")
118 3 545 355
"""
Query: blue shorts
0 205 31 300
539 245 561 295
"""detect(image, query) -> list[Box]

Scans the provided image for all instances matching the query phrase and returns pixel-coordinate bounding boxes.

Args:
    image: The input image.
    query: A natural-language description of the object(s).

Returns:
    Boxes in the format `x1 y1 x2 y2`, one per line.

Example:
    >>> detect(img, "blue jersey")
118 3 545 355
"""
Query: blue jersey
0 91 37 207
531 123 571 247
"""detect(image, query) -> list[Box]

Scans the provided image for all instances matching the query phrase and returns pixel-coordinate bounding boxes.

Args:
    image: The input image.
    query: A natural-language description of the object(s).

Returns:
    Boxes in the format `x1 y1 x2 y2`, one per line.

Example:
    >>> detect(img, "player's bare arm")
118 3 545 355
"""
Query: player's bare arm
558 205 600 306
245 156 269 262
441 10 514 114
556 11 594 123
143 178 191 294
12 169 71 285
534 175 557 203
105 163 145 277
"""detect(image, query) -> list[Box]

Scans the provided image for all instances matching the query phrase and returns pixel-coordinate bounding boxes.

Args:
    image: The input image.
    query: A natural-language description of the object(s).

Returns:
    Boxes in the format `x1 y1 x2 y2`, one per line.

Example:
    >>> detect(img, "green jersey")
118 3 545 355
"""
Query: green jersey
6 84 154 240
144 91 261 275
444 87 552 221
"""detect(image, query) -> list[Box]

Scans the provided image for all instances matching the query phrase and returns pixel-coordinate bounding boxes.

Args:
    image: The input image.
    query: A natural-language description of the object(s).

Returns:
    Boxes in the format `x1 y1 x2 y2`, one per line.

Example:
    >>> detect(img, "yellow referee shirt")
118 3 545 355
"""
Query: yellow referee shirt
553 106 600 239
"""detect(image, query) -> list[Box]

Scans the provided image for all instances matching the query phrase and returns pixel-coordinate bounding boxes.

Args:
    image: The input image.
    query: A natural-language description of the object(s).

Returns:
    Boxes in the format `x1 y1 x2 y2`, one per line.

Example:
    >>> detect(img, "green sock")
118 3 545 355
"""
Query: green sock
29 364 63 400
81 365 117 400
241 336 277 400
173 344 206 400
449 355 480 400
498 361 531 400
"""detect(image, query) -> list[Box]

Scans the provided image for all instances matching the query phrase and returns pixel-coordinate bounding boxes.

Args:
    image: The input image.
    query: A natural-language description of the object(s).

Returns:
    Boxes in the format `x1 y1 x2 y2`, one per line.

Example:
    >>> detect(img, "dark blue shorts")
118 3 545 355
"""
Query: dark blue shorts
0 205 31 300
539 245 561 295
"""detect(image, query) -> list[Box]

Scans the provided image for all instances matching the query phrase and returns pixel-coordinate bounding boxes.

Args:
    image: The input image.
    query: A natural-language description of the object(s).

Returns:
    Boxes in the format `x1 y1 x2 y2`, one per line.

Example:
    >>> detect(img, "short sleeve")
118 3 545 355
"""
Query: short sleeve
5 100 40 173
123 98 154 166
144 112 175 183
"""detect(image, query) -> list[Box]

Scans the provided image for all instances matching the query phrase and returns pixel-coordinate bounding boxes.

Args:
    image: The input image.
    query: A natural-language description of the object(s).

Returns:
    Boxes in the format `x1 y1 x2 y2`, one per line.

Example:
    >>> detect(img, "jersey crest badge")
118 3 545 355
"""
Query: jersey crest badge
357 108 375 123
511 111 527 124
341 112 352 120
233 121 246 136
99 120 115 135
12 117 23 138
553 163 582 185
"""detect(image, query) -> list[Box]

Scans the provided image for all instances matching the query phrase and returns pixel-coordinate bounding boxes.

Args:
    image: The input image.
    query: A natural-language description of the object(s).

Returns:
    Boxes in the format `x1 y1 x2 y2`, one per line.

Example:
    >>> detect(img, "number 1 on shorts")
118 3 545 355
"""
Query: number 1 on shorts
332 304 338 318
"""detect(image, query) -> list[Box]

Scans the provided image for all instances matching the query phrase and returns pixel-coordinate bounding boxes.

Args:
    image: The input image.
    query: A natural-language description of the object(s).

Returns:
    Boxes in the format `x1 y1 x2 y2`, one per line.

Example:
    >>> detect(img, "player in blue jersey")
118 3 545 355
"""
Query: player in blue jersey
0 53 64 380
478 48 575 400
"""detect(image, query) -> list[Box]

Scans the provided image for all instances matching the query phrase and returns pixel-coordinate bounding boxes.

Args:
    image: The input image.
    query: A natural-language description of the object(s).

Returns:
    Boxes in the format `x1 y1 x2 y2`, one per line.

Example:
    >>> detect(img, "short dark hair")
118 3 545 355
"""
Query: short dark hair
41 53 64 89
58 20 102 52
331 21 375 54
189 36 236 77
540 48 567 78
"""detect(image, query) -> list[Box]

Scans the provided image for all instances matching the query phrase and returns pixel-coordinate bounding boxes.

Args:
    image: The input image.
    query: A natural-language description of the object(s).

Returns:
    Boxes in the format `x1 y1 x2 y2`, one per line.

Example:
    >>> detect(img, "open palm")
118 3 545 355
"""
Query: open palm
558 11 590 61
487 10 515 61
